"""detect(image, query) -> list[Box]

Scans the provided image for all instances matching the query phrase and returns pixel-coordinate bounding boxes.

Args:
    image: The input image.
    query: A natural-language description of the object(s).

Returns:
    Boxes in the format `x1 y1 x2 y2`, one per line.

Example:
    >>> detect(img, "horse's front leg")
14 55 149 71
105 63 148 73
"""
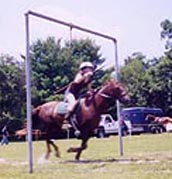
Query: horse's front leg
75 139 88 160
67 138 88 160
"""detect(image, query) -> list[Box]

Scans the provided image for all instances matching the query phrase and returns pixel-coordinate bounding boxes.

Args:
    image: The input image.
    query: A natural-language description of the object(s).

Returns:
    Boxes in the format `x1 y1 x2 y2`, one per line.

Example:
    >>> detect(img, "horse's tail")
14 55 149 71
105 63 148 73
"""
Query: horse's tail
15 128 42 140
15 128 27 139
15 106 42 139
32 105 48 134
32 106 42 129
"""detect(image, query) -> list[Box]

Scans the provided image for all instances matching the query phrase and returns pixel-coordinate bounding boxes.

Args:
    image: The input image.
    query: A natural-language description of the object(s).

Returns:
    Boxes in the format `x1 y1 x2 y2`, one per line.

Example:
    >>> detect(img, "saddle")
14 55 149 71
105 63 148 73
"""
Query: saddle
55 100 80 115
55 100 81 137
55 101 68 115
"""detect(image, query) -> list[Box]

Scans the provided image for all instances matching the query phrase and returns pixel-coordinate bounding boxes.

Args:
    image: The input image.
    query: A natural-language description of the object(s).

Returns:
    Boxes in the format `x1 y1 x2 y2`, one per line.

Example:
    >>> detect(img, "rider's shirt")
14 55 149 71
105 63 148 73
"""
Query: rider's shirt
67 72 92 98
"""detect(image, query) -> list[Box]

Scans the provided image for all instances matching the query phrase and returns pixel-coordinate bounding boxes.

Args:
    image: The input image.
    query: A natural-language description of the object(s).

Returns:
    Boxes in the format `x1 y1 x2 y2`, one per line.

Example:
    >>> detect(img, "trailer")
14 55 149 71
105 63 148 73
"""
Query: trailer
121 107 166 134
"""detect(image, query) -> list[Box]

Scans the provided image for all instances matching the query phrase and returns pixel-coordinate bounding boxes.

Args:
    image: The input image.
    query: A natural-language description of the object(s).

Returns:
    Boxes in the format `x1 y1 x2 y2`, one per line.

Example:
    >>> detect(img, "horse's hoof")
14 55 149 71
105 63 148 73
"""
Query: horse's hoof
75 157 80 161
45 155 49 160
55 152 60 158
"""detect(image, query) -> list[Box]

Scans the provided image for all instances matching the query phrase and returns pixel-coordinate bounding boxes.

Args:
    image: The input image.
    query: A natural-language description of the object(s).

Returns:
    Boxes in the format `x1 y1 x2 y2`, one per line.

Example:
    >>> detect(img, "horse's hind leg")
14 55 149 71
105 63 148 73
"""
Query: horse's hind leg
45 140 51 159
49 139 60 158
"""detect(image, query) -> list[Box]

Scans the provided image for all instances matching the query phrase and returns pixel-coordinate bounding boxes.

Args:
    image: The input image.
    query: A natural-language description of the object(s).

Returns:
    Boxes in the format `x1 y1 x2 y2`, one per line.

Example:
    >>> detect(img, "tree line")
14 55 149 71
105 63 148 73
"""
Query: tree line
0 19 172 133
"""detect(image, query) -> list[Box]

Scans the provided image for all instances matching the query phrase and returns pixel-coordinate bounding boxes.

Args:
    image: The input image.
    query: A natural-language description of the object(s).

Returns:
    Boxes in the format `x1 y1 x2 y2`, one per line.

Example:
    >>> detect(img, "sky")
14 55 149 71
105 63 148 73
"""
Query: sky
1 0 172 67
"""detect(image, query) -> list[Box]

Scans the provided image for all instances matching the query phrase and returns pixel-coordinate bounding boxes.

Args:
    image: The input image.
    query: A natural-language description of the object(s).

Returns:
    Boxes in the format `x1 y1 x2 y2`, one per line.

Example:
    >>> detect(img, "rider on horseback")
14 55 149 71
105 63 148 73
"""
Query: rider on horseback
65 61 94 135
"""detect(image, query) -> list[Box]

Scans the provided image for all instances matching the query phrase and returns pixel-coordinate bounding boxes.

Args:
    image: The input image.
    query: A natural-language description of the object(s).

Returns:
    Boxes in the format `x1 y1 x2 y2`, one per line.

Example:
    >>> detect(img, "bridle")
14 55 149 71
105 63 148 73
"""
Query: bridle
98 87 128 100
98 92 112 99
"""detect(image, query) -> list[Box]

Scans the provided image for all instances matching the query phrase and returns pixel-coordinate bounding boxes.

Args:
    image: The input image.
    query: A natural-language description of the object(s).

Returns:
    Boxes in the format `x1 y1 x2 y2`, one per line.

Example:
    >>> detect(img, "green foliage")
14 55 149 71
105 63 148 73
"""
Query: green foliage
0 37 109 123
2 17 172 124
30 37 106 105
161 19 172 59
0 54 26 121
121 53 148 106
122 19 172 115
146 56 172 114
120 51 172 116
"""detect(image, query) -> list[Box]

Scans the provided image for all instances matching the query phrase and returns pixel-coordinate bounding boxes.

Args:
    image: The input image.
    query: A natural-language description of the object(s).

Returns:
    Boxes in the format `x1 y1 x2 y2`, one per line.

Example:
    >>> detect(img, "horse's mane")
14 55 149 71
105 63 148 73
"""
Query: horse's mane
99 79 123 98
83 79 115 107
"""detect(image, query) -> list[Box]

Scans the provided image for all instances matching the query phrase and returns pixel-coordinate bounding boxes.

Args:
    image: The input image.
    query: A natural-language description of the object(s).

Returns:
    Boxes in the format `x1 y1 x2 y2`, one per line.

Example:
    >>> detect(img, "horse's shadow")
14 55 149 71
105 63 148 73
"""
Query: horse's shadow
61 157 141 164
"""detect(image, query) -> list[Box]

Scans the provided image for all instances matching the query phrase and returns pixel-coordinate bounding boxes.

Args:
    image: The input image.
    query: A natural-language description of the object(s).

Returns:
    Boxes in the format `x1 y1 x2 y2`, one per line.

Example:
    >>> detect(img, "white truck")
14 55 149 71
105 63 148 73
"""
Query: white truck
95 114 128 138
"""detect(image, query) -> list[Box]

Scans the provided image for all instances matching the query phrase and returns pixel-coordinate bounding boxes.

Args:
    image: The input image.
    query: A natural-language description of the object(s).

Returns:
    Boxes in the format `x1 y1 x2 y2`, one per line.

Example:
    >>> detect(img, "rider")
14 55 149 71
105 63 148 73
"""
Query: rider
65 61 94 134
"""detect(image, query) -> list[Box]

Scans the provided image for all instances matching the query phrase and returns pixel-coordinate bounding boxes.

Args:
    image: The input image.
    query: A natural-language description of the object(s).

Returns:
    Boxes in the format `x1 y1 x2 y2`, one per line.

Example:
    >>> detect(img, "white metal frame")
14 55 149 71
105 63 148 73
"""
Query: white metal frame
25 10 122 173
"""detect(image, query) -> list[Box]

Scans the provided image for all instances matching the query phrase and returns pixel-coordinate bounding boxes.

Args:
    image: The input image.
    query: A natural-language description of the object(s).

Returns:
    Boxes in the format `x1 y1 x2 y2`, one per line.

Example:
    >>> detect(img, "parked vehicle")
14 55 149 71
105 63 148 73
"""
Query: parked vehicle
121 107 165 134
166 123 172 132
95 114 128 138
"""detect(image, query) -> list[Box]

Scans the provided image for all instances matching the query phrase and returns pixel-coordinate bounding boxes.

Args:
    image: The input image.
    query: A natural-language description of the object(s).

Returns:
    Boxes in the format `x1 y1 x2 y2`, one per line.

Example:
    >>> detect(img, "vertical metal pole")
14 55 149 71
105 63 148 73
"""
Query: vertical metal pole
25 9 120 162
69 26 73 43
113 41 123 156
25 13 33 173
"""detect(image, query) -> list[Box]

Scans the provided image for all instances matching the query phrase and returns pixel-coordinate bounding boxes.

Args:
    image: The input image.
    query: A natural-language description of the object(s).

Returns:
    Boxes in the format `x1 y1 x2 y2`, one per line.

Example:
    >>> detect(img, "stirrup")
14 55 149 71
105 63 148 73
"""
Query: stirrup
70 116 81 137
74 130 80 137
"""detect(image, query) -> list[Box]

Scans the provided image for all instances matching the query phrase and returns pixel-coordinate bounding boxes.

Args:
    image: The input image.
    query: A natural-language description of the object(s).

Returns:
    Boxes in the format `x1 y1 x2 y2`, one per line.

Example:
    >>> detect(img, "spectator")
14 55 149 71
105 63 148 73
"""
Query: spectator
1 125 9 145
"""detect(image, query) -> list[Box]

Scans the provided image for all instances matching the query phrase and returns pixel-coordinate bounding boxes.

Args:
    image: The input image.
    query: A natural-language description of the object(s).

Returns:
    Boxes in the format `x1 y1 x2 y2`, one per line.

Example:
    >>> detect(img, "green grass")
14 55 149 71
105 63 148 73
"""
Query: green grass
0 133 172 179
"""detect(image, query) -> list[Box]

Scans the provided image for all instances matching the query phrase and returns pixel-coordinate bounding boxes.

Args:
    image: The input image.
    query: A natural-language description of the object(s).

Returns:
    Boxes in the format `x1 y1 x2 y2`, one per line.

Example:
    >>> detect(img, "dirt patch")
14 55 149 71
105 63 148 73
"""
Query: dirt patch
0 158 27 166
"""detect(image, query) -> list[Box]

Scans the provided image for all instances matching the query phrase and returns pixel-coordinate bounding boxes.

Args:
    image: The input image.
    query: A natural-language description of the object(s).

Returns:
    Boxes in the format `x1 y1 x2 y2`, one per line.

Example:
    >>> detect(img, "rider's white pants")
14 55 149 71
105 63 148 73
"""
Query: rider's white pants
65 92 77 112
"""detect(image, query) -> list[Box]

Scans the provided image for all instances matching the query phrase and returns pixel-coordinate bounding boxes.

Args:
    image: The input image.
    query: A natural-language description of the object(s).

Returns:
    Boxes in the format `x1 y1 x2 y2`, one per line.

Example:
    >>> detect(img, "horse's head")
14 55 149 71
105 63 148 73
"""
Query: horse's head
145 114 156 121
99 79 130 104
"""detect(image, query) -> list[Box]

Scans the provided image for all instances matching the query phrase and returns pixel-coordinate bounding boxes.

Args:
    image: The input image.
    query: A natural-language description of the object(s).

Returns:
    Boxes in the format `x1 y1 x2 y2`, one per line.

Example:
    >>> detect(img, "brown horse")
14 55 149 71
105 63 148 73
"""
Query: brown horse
17 79 130 160
146 114 172 125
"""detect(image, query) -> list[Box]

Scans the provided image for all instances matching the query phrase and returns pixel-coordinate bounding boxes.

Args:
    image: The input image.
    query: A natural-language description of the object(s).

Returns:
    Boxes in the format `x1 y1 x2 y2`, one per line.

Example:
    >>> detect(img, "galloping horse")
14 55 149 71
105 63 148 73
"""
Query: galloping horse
146 114 172 125
17 79 130 160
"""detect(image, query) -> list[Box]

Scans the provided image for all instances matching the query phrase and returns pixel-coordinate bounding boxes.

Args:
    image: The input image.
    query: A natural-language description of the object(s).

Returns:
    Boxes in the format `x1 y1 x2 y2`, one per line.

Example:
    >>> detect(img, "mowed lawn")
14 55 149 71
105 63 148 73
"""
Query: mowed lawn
0 133 172 179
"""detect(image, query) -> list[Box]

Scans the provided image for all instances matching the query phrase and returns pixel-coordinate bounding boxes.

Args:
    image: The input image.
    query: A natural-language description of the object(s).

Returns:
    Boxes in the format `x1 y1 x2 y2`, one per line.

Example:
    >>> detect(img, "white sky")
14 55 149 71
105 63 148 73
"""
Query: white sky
0 0 172 67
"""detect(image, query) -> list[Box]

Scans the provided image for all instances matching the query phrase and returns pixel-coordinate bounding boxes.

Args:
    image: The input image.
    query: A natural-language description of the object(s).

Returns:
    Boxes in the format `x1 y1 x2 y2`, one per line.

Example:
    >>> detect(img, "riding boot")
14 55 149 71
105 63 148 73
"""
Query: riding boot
65 111 72 121
65 112 80 137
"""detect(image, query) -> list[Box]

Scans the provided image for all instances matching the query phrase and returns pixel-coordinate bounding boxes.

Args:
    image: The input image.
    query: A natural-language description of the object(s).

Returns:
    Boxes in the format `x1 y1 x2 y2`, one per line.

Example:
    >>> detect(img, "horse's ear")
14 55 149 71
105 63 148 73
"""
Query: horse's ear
109 78 117 86
109 78 115 82
104 80 110 86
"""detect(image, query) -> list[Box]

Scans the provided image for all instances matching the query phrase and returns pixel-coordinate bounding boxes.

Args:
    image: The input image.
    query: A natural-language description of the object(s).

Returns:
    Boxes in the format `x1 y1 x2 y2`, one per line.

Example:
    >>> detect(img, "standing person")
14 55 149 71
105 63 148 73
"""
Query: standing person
1 125 9 145
65 61 94 135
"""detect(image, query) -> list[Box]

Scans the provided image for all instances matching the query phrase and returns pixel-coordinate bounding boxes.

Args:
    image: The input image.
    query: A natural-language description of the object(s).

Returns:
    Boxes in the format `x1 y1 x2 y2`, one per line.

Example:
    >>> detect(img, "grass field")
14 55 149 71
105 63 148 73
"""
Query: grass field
0 133 172 179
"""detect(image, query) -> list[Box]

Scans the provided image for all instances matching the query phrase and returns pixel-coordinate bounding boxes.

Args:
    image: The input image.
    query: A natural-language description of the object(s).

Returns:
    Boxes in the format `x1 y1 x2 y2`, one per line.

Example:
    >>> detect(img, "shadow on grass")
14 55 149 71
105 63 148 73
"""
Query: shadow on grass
61 157 159 164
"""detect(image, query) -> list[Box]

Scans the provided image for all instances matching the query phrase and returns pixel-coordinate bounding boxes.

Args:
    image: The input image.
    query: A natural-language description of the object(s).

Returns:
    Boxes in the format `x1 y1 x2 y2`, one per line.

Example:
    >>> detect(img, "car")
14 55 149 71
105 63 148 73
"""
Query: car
95 114 128 138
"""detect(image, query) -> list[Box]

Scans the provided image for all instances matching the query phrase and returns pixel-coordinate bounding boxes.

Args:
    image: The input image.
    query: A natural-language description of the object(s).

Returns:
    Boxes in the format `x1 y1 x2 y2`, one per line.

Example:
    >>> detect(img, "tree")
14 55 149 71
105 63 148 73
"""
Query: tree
30 37 107 105
0 54 26 121
146 56 172 115
161 19 172 59
120 53 148 106
120 50 172 116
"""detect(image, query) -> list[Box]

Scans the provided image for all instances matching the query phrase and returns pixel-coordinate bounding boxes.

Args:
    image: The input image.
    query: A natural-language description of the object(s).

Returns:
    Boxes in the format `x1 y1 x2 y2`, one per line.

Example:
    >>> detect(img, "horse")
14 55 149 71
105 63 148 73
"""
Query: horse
17 79 130 160
146 114 172 125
